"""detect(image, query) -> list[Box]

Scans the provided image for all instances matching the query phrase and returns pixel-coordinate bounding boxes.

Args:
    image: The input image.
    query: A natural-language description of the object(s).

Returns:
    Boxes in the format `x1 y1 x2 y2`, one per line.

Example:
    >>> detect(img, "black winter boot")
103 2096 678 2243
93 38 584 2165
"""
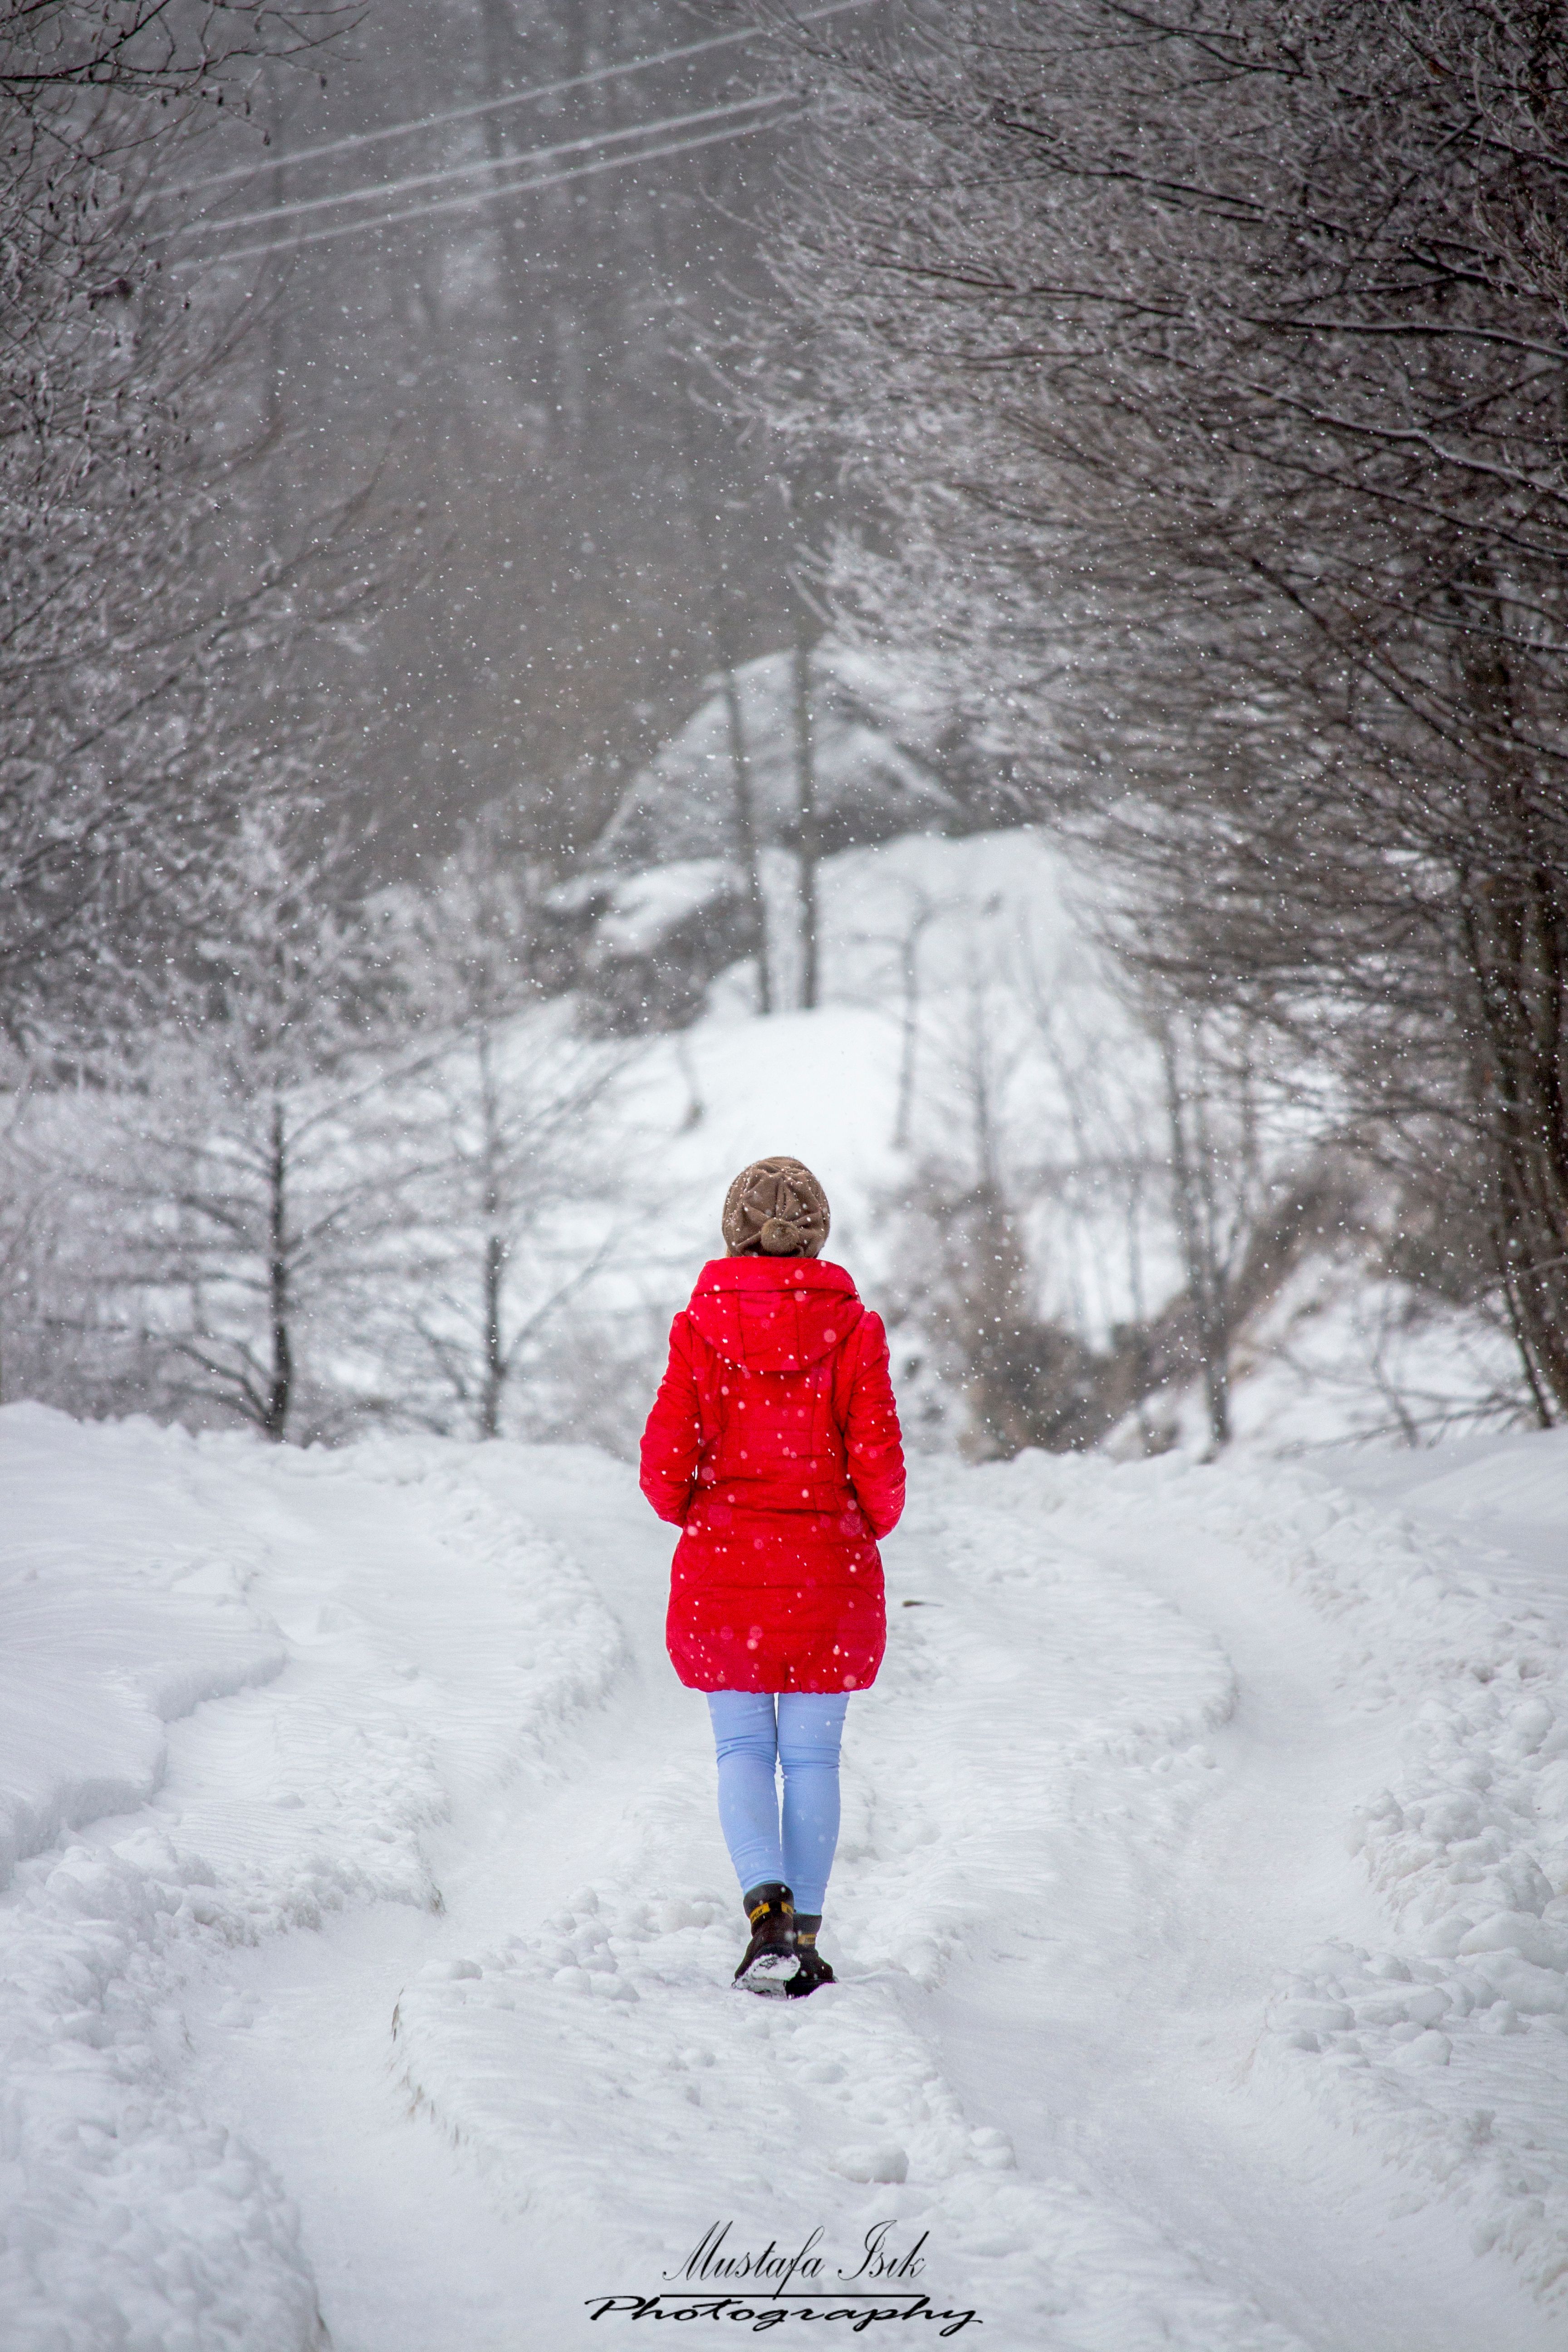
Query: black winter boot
785 1913 835 1998
734 1883 796 1993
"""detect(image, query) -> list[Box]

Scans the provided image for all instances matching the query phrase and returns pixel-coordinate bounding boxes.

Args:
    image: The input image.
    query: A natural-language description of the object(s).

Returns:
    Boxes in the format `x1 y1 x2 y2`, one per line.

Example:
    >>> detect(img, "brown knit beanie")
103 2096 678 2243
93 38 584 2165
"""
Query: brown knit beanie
721 1156 831 1258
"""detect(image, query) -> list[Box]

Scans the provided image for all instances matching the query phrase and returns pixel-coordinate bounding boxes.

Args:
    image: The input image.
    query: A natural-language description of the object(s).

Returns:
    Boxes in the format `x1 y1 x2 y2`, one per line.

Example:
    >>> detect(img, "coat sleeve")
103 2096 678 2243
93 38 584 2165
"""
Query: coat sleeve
843 1310 906 1539
639 1313 702 1526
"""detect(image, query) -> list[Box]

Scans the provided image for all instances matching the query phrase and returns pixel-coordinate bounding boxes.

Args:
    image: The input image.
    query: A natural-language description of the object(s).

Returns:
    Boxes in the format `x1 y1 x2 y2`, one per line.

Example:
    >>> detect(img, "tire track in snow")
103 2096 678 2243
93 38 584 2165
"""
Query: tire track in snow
0 1428 627 2352
959 1446 1568 2341
151 1438 1568 2352
1180 1463 1568 2301
389 1472 1317 2351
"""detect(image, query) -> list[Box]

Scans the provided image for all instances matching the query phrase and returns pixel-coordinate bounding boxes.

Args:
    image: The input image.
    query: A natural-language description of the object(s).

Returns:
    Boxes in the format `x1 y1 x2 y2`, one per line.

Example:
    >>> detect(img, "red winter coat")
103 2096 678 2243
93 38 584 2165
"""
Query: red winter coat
640 1256 905 1694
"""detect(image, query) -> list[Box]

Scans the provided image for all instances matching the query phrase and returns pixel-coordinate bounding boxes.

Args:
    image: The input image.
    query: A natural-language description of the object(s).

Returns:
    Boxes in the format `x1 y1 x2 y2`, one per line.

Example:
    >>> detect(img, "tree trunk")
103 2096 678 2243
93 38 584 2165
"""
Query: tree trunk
894 900 939 1151
480 1231 506 1439
1463 855 1568 1419
678 379 772 1016
477 0 562 443
1160 1029 1231 1452
792 626 819 1010
263 1093 292 1441
720 663 771 1015
477 1026 507 1439
1445 583 1568 1419
967 968 999 1194
262 61 288 449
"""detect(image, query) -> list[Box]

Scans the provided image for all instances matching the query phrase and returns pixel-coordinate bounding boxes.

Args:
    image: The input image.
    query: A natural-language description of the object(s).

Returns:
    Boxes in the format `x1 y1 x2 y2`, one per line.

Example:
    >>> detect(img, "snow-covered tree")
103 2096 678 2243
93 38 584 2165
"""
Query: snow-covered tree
397 1009 626 1440
757 0 1568 1418
875 870 1353 1456
95 817 412 1439
382 822 630 1440
0 0 365 1052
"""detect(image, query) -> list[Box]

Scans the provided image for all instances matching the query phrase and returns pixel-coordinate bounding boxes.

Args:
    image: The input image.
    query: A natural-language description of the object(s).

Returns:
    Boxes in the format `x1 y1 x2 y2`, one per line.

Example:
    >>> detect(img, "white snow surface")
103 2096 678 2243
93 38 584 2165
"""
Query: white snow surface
613 829 1141 1303
3 1401 1567 2349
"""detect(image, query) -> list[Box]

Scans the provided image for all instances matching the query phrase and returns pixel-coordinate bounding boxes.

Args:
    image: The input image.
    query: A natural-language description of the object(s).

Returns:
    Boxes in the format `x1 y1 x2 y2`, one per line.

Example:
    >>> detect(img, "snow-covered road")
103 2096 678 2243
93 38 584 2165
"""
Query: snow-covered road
3 1405 1567 2350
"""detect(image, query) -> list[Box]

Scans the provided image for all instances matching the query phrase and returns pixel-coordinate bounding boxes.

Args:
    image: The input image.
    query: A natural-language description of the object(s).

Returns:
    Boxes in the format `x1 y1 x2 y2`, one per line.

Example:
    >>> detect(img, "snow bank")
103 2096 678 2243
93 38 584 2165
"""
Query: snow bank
999 1431 1568 2301
1255 1440 1568 2293
0 1410 627 2352
0 1406 288 1892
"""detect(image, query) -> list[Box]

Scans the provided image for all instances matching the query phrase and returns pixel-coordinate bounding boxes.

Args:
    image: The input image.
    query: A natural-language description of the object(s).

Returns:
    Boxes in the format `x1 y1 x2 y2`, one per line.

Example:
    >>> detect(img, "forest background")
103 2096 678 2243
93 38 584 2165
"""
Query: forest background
4 0 1565 1461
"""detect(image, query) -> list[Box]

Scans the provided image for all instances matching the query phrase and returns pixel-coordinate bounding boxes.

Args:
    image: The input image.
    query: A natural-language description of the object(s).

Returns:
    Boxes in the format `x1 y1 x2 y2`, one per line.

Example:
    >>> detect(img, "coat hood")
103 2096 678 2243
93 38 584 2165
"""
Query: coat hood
684 1256 864 1372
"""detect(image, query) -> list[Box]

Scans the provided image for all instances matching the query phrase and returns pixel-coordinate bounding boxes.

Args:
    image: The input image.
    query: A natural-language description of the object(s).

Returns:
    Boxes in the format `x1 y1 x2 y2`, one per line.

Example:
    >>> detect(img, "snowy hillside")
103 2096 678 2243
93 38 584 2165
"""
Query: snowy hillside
0 805 1515 1457
1 671 1525 1458
5 1401 1568 2349
531 826 1514 1462
563 640 977 1031
599 644 966 870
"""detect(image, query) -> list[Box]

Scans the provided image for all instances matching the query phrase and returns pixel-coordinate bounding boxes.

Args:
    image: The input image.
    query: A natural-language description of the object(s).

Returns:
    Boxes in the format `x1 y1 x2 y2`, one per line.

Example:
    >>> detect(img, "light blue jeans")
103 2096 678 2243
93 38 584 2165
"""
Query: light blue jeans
706 1691 850 1915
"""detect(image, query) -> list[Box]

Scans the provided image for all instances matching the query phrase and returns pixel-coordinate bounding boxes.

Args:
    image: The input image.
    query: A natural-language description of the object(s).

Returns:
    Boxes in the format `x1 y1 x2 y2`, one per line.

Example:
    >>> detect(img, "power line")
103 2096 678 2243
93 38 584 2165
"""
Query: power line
165 110 799 273
173 91 789 242
154 1 872 206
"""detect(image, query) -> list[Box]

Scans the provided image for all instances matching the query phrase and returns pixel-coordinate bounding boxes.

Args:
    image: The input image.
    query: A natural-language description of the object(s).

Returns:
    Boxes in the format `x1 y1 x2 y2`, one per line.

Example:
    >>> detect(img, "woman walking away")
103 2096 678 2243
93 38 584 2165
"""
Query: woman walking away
640 1156 905 1997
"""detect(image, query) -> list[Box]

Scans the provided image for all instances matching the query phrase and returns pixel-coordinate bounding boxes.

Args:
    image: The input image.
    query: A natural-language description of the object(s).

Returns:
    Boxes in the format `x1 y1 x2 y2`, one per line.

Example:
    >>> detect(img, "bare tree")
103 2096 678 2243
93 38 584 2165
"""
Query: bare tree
397 1011 625 1439
92 815 409 1439
754 0 1568 1416
717 656 773 1014
1149 1010 1289 1455
0 1064 63 1406
878 882 1357 1455
385 822 629 1439
0 0 360 1049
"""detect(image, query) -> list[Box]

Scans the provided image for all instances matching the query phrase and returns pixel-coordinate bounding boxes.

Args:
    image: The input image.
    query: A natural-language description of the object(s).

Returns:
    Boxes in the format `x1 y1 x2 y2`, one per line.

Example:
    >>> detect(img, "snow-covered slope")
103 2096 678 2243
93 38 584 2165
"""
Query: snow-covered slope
552 824 1513 1457
0 1406 623 2350
610 828 1151 1306
4 1401 1566 2348
599 643 963 871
